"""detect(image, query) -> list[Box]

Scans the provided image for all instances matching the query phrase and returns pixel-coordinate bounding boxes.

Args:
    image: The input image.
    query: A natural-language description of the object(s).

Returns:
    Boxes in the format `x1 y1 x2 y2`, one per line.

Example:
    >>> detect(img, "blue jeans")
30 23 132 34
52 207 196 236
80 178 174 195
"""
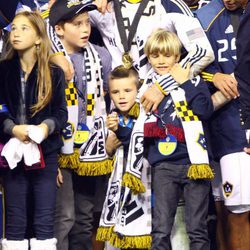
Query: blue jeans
4 152 58 240
152 162 210 250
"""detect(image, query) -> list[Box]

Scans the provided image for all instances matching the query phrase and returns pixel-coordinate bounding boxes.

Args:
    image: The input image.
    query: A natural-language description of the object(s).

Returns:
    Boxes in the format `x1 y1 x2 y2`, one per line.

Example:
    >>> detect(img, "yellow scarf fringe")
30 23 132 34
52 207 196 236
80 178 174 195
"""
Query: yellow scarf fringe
96 226 114 241
58 151 79 170
76 158 113 176
58 150 114 176
187 164 214 180
96 226 151 249
128 102 140 118
122 172 146 194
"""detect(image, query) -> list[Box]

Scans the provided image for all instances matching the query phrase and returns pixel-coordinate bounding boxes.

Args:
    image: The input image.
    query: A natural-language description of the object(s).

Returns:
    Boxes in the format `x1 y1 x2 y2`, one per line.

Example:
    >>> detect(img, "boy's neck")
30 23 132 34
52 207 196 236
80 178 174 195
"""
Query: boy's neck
119 113 133 127
61 41 85 55
119 112 129 122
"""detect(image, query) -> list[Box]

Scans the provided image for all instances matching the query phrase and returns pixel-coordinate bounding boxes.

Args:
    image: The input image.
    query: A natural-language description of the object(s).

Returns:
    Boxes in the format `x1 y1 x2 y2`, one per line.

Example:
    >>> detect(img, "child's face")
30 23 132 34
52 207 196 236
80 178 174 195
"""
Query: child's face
109 76 138 115
10 15 40 53
55 12 91 54
148 53 179 75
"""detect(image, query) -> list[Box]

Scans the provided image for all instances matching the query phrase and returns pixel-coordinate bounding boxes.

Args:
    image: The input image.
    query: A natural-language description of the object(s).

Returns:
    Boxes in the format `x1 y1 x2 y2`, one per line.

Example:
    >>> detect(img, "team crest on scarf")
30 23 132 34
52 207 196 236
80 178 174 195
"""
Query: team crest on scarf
197 133 207 151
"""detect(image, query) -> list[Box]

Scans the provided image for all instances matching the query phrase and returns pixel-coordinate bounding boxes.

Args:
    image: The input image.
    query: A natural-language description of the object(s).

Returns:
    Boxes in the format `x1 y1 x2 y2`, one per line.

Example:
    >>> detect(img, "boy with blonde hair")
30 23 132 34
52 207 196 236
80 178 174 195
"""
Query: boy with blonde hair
143 29 213 250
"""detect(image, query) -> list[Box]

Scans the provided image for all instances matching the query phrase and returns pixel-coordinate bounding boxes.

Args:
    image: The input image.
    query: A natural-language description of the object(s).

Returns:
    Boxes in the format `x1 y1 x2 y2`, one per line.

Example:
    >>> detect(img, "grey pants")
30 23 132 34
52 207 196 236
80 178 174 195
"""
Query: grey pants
152 162 210 250
54 169 96 250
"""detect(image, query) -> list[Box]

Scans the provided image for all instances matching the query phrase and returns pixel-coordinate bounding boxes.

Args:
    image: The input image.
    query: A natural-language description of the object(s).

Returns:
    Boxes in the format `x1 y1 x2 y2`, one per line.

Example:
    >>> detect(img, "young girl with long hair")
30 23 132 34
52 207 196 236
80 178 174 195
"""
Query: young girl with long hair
0 11 67 250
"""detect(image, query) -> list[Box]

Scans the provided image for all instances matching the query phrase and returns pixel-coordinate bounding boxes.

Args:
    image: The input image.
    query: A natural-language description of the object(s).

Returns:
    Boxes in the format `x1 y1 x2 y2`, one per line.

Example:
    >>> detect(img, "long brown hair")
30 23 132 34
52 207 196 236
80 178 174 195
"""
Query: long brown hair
5 11 52 116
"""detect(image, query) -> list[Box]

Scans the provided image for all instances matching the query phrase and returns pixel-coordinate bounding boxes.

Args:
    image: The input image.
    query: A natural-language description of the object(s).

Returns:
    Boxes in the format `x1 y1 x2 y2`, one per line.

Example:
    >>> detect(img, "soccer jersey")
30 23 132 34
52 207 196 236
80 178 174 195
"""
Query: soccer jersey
90 0 214 79
195 0 247 160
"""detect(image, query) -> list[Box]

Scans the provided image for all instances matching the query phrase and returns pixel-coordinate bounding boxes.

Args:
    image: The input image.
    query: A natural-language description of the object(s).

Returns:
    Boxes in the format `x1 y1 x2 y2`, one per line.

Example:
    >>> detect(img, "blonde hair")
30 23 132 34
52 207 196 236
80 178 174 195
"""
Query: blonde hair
5 11 52 117
144 29 182 58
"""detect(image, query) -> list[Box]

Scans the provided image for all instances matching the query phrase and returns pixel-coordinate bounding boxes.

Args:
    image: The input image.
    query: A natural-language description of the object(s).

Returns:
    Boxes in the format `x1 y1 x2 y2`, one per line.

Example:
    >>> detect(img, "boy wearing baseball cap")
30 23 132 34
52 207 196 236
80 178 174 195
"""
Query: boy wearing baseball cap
49 1 111 249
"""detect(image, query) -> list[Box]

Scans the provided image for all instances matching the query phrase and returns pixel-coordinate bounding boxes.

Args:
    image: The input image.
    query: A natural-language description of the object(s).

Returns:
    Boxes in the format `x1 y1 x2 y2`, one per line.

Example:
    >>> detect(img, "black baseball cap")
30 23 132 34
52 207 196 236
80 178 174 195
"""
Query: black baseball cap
49 0 97 27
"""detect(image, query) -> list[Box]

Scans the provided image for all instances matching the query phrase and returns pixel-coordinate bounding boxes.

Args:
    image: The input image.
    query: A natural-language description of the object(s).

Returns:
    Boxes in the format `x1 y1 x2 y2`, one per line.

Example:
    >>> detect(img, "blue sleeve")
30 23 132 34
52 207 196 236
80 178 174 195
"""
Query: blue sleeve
180 76 214 120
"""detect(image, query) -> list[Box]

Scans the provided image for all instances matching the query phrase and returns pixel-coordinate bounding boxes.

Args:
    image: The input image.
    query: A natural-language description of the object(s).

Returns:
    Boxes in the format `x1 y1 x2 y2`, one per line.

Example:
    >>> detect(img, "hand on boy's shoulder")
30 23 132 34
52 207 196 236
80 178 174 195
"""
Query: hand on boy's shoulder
107 112 119 132
169 63 190 84
50 54 74 82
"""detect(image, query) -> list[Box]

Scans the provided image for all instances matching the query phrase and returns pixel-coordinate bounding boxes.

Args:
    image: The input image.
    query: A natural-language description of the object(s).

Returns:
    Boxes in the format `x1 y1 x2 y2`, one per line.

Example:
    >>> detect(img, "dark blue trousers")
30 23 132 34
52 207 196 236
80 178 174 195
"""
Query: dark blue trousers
4 152 58 240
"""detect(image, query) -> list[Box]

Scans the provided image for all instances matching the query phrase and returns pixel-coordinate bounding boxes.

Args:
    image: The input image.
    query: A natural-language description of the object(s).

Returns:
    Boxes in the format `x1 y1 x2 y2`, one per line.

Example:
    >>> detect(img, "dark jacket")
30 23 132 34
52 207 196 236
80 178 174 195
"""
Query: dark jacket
235 0 250 129
0 57 68 155
146 77 213 166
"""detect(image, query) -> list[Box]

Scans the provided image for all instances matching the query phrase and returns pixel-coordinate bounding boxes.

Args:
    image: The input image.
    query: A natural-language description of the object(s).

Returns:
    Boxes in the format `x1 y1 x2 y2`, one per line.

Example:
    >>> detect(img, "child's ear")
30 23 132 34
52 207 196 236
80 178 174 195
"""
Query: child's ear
54 25 64 37
35 38 41 46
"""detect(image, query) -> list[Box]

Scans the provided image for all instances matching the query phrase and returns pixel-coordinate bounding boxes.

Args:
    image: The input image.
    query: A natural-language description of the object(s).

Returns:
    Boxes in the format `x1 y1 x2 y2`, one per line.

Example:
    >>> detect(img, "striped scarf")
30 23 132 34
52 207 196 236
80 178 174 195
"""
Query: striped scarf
97 106 152 249
142 70 214 179
59 43 112 176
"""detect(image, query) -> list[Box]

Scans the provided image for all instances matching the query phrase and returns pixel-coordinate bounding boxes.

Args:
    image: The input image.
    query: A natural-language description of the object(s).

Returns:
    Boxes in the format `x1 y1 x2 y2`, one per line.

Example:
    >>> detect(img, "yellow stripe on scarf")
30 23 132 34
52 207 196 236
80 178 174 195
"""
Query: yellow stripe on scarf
65 82 78 106
175 101 199 121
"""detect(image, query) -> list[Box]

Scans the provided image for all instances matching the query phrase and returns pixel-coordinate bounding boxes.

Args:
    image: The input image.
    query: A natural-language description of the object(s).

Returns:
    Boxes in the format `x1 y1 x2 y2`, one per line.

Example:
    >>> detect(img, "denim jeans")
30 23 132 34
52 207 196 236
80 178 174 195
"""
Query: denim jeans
4 152 58 240
54 169 96 250
152 162 210 250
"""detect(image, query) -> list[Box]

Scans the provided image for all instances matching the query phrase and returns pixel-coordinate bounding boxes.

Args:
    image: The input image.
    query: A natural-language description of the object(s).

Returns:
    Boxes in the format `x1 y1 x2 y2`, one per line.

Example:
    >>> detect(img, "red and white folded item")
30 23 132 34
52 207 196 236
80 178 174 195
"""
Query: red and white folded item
1 138 43 169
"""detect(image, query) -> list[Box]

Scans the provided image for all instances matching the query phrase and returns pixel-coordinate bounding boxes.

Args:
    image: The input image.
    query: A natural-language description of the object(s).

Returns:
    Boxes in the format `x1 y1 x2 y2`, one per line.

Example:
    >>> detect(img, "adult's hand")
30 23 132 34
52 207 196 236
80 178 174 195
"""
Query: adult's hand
212 72 239 99
140 84 164 113
94 0 109 14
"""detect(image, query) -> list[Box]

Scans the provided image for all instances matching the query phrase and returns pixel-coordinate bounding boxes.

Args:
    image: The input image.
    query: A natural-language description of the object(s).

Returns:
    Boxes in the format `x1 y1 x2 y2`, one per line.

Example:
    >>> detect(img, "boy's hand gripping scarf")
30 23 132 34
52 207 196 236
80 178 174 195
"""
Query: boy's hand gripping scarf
59 43 112 176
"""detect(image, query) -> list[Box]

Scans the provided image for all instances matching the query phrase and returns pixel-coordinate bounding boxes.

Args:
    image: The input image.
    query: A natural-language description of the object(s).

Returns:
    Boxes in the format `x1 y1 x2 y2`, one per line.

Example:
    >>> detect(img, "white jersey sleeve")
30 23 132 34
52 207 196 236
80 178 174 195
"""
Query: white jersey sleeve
161 13 214 78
